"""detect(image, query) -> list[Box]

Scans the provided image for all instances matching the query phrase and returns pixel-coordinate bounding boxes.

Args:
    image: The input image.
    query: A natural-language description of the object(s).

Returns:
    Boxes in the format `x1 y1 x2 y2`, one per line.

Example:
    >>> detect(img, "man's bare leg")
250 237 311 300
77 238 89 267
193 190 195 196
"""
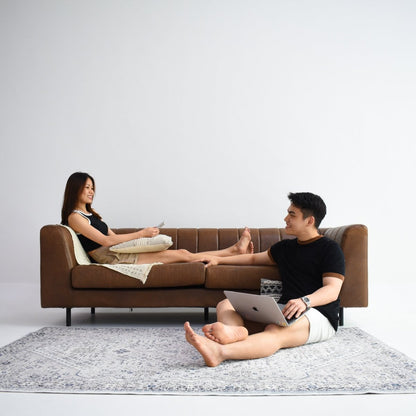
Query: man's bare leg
185 322 224 367
185 317 310 367
202 322 249 344
202 299 249 344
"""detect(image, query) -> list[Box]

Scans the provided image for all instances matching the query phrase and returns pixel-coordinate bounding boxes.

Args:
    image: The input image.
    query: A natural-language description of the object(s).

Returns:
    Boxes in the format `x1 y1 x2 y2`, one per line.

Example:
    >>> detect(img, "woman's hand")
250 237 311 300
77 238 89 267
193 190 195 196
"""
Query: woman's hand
282 298 307 320
138 227 160 238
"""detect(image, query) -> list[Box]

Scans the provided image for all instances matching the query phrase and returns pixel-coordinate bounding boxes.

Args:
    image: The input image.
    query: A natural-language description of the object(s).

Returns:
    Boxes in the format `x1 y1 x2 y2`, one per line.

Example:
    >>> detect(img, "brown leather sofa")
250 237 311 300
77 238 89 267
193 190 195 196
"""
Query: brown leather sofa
40 224 368 326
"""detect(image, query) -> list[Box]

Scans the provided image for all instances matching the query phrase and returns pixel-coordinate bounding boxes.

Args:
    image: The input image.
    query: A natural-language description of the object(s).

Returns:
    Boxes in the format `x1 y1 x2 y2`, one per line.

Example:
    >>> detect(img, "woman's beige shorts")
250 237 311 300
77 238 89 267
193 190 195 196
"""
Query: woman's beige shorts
89 246 139 265
304 308 336 344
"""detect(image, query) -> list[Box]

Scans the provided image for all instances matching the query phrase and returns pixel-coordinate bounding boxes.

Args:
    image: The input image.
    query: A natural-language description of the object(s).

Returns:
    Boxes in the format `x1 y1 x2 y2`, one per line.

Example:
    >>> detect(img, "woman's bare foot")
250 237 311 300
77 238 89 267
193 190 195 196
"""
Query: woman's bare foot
184 322 224 367
234 227 253 254
202 322 248 344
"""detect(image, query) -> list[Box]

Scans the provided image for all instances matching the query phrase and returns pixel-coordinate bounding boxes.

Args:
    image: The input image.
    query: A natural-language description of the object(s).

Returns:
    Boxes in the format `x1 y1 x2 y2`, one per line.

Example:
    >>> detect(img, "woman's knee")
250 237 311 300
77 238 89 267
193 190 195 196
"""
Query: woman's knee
176 249 192 261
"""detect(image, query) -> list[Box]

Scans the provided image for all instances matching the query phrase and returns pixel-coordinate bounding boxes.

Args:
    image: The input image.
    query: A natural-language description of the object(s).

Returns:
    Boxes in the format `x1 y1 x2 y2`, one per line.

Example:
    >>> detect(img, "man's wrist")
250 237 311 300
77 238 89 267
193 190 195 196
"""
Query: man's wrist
301 296 311 310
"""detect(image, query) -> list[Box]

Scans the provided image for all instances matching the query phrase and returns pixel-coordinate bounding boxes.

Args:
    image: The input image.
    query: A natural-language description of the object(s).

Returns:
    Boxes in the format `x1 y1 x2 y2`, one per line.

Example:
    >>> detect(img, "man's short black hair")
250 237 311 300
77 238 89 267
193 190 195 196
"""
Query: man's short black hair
288 192 327 229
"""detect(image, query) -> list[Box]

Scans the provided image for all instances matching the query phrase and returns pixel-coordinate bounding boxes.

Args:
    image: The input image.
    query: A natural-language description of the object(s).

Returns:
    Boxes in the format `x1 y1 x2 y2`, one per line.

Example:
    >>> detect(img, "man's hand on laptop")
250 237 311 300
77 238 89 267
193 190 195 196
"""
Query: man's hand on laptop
282 298 307 319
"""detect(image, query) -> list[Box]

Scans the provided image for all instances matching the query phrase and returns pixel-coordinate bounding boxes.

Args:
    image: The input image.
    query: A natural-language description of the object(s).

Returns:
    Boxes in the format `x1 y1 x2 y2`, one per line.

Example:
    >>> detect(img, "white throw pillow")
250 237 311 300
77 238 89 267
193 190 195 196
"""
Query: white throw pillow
110 234 173 254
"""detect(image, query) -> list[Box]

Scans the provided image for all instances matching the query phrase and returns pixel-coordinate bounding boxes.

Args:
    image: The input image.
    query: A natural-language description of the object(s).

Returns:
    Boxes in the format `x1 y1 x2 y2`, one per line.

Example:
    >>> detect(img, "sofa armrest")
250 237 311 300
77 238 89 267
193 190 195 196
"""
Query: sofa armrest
40 225 78 307
323 224 368 307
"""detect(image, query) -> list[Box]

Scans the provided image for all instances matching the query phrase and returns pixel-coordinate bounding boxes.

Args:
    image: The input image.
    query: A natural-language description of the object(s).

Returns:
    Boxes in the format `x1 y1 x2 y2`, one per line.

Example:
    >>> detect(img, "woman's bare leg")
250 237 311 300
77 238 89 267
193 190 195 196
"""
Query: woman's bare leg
185 317 310 367
135 249 195 265
135 228 253 265
203 227 254 257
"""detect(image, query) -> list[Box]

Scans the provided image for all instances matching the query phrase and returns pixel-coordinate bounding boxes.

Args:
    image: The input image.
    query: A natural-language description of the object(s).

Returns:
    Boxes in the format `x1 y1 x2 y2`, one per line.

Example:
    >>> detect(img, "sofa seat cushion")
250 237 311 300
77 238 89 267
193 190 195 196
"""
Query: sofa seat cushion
205 265 280 291
71 263 206 289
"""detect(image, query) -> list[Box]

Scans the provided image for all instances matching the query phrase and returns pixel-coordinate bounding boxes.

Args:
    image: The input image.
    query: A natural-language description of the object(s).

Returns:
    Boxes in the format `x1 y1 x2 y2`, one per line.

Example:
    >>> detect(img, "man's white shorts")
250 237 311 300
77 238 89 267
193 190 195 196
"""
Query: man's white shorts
304 308 336 344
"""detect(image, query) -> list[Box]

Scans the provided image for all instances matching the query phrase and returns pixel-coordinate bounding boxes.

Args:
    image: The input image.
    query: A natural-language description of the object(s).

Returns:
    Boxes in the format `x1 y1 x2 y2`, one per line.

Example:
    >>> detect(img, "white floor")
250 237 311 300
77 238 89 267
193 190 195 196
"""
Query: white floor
0 282 415 416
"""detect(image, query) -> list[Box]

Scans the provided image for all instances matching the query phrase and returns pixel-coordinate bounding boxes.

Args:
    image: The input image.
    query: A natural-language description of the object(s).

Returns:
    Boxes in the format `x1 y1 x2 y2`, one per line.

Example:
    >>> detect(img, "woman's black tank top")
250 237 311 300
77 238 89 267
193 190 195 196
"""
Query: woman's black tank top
73 210 109 252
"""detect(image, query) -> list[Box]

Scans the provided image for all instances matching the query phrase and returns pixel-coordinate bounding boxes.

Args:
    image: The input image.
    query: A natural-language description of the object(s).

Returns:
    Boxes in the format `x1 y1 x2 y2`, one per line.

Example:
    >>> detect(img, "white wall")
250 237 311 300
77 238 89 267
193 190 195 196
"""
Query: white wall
1 0 415 287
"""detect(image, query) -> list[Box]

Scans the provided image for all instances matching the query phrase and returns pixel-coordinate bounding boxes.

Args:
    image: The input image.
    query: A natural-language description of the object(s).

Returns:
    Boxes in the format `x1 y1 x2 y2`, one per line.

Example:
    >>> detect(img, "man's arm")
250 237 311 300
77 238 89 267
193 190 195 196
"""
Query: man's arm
307 276 343 307
283 276 343 319
203 250 275 267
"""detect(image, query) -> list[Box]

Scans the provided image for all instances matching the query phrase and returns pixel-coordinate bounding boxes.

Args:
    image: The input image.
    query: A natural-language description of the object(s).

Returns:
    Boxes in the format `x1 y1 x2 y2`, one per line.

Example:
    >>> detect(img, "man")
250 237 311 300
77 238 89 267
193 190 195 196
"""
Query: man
184 192 345 367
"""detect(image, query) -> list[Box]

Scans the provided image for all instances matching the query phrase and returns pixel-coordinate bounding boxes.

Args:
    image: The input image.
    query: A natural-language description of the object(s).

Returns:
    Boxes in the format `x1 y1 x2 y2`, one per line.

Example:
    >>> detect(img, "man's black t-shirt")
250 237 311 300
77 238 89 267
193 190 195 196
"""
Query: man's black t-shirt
268 236 345 330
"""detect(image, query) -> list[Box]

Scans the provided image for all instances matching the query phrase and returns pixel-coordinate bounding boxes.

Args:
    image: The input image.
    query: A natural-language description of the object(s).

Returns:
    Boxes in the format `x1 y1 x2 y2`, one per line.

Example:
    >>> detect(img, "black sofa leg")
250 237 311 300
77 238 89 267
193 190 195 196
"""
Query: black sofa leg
66 308 72 326
91 307 95 315
339 307 344 326
204 307 209 322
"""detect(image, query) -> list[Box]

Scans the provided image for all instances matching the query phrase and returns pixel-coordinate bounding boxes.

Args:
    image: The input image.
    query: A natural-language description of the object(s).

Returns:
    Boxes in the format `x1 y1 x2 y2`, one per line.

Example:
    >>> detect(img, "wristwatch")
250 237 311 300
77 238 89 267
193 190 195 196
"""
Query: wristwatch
301 296 311 310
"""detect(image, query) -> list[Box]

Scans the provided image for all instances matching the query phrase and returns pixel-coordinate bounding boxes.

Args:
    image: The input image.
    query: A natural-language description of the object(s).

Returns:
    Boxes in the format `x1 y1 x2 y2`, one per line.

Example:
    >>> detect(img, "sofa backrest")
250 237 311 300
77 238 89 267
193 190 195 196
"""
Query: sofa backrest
113 227 293 253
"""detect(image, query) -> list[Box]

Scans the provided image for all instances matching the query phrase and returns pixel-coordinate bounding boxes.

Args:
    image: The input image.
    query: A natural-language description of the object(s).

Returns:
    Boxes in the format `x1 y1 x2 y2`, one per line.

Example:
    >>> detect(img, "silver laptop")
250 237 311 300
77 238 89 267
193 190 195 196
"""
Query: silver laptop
224 290 305 327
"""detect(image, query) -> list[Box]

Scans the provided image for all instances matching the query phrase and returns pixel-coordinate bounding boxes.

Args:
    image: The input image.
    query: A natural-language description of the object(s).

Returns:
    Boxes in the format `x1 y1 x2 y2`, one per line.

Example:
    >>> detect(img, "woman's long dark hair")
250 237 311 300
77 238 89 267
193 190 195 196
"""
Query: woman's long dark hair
61 172 101 225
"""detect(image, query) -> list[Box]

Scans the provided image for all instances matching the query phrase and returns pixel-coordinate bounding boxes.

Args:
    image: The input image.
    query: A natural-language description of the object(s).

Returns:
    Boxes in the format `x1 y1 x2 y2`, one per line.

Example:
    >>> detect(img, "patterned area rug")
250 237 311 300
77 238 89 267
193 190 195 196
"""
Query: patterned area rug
1 326 415 395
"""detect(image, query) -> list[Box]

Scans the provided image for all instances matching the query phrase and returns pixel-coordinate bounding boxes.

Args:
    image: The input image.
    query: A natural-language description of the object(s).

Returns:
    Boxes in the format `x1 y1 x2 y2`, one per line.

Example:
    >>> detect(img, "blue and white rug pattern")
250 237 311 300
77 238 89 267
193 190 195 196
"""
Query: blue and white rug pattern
0 326 415 395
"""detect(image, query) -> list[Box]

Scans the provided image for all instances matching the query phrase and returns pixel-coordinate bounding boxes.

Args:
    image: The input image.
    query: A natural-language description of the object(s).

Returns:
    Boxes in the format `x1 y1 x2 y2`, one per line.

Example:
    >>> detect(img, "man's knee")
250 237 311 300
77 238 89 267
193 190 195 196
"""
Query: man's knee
264 323 281 334
216 298 232 312
266 318 310 349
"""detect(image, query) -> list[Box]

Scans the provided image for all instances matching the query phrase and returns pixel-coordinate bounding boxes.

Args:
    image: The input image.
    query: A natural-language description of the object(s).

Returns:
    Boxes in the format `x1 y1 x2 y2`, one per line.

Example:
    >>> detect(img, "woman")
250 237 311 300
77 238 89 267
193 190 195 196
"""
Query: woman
61 172 253 265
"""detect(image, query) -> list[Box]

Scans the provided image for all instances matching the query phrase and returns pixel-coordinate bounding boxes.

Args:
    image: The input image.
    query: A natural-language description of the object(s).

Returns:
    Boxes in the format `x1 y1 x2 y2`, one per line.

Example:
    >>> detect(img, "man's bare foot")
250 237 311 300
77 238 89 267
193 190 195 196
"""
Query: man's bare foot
234 227 253 254
184 322 224 367
202 322 248 344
